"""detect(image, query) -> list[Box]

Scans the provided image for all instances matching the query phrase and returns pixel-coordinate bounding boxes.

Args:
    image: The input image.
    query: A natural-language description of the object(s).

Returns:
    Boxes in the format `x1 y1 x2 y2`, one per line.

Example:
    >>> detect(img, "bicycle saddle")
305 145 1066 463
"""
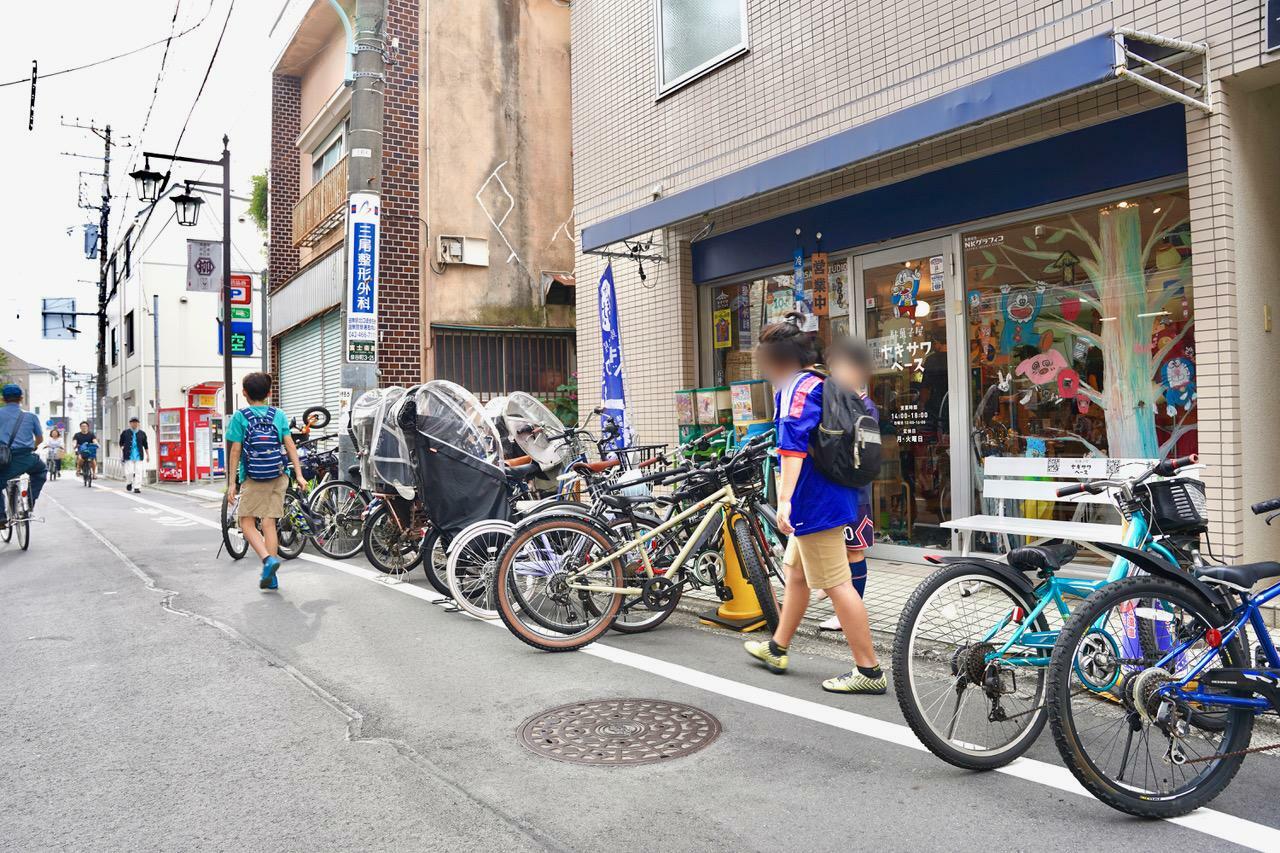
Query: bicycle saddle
599 492 652 510
504 461 541 481
347 465 361 479
1007 541 1078 573
571 459 620 475
1198 562 1280 591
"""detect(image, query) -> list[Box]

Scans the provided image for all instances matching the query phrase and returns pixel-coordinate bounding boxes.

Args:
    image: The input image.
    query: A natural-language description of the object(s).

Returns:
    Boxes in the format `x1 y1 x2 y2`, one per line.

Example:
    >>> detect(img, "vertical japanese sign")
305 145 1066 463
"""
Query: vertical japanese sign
598 263 631 449
810 252 829 316
186 239 222 293
791 247 805 309
345 192 379 363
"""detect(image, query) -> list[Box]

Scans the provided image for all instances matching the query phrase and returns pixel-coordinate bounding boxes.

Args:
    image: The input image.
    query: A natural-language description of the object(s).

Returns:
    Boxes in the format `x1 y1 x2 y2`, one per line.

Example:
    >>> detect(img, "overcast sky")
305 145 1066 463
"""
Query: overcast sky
0 0 284 373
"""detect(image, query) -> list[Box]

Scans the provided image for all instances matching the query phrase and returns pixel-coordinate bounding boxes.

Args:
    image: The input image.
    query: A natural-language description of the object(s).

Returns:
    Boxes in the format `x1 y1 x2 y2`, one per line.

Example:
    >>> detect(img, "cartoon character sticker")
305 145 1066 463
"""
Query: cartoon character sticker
891 267 921 318
1014 348 1068 386
999 283 1046 353
977 321 997 363
1160 356 1196 417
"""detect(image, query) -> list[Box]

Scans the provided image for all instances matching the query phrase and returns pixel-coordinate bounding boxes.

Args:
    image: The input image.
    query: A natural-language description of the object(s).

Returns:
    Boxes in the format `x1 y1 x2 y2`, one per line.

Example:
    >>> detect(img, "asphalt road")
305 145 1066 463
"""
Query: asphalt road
3 478 1279 852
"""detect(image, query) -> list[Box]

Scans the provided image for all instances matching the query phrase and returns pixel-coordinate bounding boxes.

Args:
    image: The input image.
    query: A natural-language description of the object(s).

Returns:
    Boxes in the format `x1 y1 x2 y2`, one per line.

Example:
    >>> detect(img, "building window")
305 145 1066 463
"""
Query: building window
656 0 749 96
433 326 575 401
110 327 119 366
311 121 348 184
125 311 136 356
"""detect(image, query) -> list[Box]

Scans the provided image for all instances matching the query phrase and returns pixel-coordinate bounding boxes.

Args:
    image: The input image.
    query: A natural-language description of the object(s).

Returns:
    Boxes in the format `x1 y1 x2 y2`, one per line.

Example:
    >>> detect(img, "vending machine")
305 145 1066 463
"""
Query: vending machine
156 382 222 482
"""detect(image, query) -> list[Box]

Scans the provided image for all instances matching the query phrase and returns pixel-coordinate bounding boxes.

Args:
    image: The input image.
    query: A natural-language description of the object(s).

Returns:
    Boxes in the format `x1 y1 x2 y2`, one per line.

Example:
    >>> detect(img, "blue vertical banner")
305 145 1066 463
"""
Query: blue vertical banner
345 192 379 363
597 262 631 449
792 247 806 310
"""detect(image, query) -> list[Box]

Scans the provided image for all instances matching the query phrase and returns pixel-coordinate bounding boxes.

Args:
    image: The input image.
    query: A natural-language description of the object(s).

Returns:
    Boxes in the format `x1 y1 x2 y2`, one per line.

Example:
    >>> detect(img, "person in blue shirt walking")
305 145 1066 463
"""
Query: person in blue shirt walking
743 317 886 695
0 384 47 526
119 416 150 493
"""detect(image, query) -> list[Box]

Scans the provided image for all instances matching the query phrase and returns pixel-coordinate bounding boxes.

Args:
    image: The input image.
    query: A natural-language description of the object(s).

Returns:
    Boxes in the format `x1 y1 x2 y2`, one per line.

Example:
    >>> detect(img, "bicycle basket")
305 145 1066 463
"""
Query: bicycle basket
1137 477 1208 534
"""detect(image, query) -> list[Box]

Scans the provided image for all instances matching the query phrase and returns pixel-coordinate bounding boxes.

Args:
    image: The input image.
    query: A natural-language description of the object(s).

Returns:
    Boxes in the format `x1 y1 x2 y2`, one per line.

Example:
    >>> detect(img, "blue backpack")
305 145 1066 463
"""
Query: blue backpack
240 407 284 480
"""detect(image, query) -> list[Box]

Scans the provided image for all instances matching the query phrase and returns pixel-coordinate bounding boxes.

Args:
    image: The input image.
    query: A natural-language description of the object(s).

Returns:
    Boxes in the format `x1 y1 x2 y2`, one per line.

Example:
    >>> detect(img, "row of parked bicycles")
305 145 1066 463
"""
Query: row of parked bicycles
217 378 1280 819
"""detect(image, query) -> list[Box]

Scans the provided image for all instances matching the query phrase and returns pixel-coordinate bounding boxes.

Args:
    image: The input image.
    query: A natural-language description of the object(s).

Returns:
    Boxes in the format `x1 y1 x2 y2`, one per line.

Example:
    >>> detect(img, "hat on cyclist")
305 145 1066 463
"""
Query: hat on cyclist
1 383 22 401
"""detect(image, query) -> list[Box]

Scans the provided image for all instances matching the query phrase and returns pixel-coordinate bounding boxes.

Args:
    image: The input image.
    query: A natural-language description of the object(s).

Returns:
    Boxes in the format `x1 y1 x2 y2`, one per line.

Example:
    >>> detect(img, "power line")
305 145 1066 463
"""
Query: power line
0 10 213 88
173 0 236 155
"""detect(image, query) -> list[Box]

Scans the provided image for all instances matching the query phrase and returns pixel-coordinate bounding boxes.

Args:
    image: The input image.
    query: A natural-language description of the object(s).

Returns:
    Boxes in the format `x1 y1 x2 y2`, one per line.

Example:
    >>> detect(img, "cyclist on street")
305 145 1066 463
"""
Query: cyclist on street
0 384 47 527
44 427 65 480
71 421 96 480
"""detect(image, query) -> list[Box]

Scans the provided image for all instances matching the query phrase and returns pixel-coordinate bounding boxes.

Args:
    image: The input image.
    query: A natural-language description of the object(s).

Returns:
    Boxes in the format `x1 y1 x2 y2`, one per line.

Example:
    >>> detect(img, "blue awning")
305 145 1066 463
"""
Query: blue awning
581 34 1122 252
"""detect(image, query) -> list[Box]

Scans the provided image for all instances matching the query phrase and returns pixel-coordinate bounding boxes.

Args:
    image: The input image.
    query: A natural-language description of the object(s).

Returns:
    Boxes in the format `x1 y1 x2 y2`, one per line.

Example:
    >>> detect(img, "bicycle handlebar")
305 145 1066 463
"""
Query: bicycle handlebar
1252 496 1280 515
1055 454 1199 499
1154 453 1198 478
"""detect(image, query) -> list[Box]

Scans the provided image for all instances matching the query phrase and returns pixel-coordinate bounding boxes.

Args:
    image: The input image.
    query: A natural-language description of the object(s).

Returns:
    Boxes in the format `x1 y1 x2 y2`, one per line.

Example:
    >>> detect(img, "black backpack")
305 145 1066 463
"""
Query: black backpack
804 370 882 489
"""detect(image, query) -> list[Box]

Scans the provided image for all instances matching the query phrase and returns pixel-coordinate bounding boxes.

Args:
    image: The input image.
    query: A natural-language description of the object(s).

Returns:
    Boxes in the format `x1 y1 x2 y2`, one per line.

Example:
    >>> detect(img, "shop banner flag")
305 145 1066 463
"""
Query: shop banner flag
598 262 631 449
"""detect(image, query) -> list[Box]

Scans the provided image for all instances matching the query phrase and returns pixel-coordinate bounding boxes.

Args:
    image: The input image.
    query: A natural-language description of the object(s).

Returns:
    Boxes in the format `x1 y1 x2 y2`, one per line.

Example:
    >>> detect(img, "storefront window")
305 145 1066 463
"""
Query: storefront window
963 188 1196 539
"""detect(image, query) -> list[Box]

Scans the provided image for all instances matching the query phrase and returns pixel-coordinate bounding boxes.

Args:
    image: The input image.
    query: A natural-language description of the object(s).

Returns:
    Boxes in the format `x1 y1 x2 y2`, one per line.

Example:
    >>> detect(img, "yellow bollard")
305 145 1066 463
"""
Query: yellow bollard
699 513 768 632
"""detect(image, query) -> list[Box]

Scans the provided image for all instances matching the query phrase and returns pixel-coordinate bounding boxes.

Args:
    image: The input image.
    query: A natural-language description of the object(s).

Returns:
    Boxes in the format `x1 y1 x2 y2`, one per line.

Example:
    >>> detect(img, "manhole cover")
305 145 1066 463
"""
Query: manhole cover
517 698 721 766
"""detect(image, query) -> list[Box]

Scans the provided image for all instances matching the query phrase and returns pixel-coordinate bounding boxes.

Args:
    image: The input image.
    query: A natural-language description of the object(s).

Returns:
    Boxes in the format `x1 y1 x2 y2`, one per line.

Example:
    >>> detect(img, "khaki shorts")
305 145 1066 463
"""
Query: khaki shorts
237 475 287 520
783 526 851 591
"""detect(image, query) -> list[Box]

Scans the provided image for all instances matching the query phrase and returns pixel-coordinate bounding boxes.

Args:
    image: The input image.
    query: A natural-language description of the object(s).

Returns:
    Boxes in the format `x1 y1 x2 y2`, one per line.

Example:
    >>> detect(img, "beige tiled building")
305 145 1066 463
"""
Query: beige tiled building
571 1 1280 562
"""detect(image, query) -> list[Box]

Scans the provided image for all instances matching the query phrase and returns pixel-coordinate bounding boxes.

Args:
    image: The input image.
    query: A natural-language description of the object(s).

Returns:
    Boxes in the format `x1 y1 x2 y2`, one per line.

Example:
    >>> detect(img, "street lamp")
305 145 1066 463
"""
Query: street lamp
129 160 166 204
171 184 204 227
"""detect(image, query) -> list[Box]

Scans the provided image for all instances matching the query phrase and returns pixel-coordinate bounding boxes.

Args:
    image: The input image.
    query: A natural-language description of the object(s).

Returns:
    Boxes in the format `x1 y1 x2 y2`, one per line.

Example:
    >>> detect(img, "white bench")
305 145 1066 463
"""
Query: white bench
943 456 1164 557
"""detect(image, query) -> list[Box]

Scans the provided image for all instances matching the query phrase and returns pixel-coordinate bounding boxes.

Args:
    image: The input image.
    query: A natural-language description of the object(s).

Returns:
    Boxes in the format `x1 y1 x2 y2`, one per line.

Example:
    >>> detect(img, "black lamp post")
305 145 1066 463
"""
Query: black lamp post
131 136 234 482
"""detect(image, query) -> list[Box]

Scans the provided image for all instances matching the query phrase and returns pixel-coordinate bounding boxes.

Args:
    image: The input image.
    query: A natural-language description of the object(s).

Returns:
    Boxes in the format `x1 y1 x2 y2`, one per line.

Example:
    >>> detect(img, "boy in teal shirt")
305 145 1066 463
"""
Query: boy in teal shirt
225 372 307 590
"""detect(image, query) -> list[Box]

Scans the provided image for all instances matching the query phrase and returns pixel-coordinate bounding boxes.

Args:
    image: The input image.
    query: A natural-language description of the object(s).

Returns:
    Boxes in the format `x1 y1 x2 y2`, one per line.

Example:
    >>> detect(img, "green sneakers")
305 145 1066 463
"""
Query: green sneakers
744 639 789 674
822 670 888 695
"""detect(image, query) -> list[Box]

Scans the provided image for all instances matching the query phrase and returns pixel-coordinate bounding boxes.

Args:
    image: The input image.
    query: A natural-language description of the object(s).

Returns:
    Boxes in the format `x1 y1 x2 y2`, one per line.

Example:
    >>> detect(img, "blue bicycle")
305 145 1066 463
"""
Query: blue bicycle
892 454 1203 769
1045 493 1280 817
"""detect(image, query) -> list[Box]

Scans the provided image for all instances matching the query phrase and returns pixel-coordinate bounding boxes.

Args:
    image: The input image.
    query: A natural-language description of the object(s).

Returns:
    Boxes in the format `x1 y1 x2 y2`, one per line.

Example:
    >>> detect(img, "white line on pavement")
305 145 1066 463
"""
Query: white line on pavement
100 487 1280 851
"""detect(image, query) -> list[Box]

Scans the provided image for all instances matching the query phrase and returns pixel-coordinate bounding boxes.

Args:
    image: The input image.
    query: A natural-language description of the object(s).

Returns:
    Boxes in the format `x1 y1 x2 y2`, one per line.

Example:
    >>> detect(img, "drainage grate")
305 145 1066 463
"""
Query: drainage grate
517 698 721 766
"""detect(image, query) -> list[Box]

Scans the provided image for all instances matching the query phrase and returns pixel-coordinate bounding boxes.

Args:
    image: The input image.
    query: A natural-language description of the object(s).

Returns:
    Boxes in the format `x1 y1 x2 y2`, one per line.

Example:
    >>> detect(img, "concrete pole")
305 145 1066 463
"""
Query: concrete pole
340 0 385 471
221 136 233 420
95 125 110 436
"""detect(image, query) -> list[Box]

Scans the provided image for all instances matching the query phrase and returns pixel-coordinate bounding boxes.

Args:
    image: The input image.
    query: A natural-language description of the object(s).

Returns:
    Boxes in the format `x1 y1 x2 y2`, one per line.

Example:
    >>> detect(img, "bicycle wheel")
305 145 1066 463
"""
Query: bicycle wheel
1047 576 1252 818
494 515 625 652
752 502 788 584
16 512 29 551
221 491 248 560
362 502 424 574
307 480 368 559
420 527 449 595
608 514 683 635
447 520 515 619
892 562 1049 770
728 515 780 633
277 493 307 560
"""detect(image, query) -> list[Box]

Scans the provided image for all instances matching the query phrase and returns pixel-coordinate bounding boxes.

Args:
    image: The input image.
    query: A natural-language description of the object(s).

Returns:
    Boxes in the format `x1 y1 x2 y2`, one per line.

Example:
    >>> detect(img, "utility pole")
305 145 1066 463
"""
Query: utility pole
340 0 386 471
97 125 110 437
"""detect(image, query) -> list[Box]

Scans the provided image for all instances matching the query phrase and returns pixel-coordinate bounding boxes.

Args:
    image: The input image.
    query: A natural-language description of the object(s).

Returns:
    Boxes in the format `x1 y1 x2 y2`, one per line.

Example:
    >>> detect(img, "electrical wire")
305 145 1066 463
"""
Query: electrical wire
172 0 236 155
0 9 212 88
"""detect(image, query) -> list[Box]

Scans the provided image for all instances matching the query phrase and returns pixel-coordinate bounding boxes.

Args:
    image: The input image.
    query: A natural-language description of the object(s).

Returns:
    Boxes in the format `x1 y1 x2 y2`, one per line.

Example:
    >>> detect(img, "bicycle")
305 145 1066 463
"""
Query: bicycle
219 475 313 561
2 474 34 550
1044 493 1280 817
490 433 780 652
78 446 98 487
891 453 1203 770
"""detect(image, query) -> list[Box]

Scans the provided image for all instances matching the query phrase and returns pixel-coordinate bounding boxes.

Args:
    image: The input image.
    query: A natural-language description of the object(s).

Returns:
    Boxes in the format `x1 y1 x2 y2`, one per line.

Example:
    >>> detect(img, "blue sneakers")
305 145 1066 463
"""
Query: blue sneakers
260 556 281 590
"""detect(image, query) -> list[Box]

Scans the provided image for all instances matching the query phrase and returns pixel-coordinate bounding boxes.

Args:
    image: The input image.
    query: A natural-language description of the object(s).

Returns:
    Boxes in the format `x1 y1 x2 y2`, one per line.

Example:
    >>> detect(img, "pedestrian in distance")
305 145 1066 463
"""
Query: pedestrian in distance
816 336 879 632
224 371 308 591
119 416 150 493
71 421 96 481
744 316 887 695
0 384 48 527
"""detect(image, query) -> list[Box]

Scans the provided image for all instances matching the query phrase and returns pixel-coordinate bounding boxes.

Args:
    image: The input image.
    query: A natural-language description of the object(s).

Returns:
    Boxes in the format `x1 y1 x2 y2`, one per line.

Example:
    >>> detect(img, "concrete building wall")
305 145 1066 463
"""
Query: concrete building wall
421 0 575 340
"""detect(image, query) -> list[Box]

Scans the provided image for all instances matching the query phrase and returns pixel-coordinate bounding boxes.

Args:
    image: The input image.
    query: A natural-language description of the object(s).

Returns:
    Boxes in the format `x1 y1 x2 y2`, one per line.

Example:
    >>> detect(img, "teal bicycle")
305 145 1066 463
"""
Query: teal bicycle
892 454 1203 769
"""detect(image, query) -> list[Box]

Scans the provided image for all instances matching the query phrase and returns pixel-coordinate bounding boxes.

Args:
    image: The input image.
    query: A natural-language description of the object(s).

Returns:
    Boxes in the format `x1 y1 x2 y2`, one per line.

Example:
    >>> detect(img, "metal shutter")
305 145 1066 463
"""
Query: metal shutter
277 310 342 423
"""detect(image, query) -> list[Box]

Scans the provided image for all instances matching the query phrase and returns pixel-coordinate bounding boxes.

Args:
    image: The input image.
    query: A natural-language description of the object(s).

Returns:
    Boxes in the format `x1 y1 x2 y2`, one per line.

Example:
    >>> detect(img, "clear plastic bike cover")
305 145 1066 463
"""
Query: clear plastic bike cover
371 386 417 494
412 381 502 465
501 392 571 475
350 388 391 490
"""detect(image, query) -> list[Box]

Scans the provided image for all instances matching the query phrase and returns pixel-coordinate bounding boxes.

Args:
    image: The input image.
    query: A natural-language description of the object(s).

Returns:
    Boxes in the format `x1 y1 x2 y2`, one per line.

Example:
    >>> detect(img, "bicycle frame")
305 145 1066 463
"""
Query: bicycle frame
984 510 1185 668
564 481 744 595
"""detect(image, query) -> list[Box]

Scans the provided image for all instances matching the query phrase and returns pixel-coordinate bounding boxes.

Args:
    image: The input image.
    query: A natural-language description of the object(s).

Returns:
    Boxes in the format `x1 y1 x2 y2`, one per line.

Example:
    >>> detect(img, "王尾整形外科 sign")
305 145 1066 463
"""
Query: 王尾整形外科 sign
345 192 379 363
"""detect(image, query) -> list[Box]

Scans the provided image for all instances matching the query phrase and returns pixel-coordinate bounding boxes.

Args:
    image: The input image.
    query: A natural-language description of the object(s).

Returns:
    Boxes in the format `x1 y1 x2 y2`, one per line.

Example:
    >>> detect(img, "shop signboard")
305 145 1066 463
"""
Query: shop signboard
810 252 829 315
345 192 379 363
186 239 222 293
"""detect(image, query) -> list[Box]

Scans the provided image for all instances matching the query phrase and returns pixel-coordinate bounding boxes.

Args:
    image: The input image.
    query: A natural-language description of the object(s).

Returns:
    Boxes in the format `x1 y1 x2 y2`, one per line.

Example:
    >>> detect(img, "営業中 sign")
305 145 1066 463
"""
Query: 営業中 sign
345 192 379 363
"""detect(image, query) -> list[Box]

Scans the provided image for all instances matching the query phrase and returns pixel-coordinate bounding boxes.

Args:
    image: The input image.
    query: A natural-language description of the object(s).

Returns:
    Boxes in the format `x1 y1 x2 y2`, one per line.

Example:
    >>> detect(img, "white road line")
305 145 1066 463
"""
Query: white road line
189 488 224 500
100 487 1280 850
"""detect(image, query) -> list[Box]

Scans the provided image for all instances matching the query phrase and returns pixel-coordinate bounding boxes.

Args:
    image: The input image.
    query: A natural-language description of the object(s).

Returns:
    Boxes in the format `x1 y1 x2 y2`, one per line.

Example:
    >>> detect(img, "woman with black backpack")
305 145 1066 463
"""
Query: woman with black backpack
743 317 886 695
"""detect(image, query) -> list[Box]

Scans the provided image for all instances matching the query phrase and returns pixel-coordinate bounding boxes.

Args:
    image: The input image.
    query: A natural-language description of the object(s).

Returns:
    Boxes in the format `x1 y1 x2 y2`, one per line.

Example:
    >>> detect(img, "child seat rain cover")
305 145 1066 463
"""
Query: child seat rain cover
371 386 417 498
411 381 510 538
350 388 389 490
501 392 572 478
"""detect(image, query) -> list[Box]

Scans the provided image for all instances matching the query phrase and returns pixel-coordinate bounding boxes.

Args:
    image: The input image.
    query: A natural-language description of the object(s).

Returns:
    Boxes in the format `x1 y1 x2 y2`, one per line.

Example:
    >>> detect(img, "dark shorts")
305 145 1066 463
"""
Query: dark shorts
844 507 874 552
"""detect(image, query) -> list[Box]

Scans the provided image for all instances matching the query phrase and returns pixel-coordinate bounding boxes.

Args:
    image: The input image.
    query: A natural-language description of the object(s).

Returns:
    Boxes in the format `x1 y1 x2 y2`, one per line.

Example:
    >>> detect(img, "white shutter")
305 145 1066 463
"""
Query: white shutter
278 310 342 423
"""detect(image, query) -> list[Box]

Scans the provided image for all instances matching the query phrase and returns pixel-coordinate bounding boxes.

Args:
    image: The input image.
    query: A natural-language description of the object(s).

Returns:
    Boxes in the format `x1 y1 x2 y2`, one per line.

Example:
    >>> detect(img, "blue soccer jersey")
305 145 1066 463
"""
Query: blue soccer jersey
774 372 861 536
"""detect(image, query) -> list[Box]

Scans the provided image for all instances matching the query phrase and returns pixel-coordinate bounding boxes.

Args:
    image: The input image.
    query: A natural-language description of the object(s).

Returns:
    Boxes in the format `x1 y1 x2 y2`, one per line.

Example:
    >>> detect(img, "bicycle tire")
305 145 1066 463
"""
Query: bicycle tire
447 520 515 619
362 503 424 574
307 480 368 559
728 515 780 633
221 491 248 560
420 527 449 595
277 493 307 560
1047 576 1252 818
494 515 624 652
892 562 1048 770
16 515 29 550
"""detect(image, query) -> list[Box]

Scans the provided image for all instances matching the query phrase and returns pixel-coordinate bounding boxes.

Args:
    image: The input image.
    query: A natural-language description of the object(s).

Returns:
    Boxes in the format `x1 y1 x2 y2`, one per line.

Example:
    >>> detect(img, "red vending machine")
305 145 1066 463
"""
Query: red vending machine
156 382 222 482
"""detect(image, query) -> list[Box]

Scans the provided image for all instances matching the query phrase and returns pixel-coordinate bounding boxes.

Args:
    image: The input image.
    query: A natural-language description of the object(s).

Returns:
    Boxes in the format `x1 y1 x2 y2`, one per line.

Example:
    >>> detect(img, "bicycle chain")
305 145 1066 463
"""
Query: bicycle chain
1180 740 1280 764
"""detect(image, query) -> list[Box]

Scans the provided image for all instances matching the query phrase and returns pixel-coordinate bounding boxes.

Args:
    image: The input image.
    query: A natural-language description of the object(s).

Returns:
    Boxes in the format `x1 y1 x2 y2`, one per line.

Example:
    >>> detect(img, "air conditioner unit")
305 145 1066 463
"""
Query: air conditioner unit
436 235 489 267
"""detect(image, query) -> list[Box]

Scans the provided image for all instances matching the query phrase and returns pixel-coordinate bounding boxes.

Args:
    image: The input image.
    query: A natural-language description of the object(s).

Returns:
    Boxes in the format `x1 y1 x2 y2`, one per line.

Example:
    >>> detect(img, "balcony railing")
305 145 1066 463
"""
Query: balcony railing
292 154 348 248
